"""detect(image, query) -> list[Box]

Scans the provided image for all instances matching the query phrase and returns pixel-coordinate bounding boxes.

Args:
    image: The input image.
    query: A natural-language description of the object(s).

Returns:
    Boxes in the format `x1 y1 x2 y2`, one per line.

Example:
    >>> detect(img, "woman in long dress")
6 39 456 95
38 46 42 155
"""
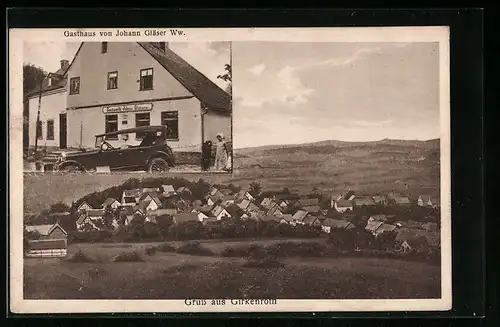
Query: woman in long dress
215 133 229 171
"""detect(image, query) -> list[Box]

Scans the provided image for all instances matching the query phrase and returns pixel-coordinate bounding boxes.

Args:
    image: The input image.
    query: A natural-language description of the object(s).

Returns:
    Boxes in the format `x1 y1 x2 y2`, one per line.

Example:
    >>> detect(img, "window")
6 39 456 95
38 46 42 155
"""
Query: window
135 113 150 139
36 121 43 140
139 68 153 91
46 120 54 140
101 42 108 53
70 77 80 95
107 71 118 90
161 111 179 140
105 115 118 140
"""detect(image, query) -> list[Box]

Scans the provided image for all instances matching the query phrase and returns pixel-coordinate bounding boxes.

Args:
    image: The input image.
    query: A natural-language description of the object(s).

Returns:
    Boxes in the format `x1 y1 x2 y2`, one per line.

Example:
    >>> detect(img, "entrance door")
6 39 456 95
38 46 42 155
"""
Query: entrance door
59 113 67 149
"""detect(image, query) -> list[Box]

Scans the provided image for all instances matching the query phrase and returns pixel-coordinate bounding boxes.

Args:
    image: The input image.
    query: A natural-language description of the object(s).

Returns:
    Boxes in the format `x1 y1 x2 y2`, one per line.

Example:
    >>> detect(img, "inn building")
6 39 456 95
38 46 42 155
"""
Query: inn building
26 42 232 155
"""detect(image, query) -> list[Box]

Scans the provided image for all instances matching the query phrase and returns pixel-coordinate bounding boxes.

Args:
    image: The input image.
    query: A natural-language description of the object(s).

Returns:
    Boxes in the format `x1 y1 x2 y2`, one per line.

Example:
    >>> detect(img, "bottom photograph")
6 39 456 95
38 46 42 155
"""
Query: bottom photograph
22 172 442 301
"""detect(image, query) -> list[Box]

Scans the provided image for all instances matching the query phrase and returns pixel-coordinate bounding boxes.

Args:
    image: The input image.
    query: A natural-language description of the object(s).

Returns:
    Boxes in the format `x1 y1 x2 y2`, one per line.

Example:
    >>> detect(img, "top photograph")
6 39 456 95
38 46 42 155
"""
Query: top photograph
23 41 233 173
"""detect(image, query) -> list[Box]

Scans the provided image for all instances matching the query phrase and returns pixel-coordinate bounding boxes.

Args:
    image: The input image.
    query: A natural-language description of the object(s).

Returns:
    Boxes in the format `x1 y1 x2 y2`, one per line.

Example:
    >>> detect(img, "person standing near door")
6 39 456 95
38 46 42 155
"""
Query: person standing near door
214 133 229 171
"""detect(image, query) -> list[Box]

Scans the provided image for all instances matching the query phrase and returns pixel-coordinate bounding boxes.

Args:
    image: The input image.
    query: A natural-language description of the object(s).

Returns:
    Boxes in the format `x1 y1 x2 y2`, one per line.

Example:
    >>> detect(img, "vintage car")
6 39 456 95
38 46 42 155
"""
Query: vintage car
56 126 176 172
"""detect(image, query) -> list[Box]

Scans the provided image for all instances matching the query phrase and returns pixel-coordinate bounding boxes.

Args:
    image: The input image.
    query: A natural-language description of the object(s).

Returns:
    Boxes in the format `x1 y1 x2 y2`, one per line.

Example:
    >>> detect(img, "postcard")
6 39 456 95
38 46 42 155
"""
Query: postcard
10 26 451 313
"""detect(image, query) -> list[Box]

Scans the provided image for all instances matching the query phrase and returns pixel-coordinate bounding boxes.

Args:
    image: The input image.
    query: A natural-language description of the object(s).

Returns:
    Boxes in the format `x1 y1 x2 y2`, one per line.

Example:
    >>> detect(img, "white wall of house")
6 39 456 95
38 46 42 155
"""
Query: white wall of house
28 90 67 148
203 111 232 144
67 97 202 150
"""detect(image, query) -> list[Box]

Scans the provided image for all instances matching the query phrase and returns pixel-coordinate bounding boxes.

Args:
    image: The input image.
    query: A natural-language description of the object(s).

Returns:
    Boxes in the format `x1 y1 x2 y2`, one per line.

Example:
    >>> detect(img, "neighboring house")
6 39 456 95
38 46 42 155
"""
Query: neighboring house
302 216 322 226
76 209 105 230
191 208 209 222
393 196 411 206
102 197 120 209
353 197 376 207
209 188 225 201
162 185 176 197
63 42 231 151
142 197 162 211
206 196 217 207
24 222 68 258
237 199 251 211
418 195 435 208
292 210 308 224
141 187 160 194
329 194 342 207
343 191 356 201
297 198 320 208
368 214 388 223
268 205 283 216
133 207 146 217
334 199 353 213
387 192 403 201
277 200 289 208
321 218 354 233
26 60 69 150
279 214 295 225
177 186 192 196
77 201 94 212
211 205 232 220
302 205 320 215
173 212 200 224
121 189 141 205
234 190 255 202
365 220 384 234
373 223 397 237
372 195 388 206
260 198 274 208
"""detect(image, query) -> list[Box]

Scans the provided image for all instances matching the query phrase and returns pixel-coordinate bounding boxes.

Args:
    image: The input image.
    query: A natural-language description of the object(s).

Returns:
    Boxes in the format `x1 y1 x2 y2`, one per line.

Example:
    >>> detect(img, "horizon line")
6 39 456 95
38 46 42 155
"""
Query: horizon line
233 137 440 150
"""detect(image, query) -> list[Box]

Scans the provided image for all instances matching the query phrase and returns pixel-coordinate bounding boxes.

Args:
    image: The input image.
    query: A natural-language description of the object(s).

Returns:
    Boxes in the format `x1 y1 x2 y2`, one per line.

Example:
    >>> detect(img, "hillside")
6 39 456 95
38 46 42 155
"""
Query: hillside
24 139 440 213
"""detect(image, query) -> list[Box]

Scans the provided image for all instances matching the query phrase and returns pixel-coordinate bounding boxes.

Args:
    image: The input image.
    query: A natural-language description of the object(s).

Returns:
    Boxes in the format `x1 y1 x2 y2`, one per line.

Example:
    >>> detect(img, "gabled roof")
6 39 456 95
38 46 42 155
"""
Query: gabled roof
369 214 388 222
162 185 176 193
148 208 178 217
343 190 355 200
25 222 67 236
279 214 294 222
298 198 320 207
394 196 411 205
302 216 320 225
292 210 308 221
102 198 120 207
302 205 320 213
138 42 231 113
177 186 192 193
419 195 432 202
335 199 353 207
237 199 251 210
322 218 353 229
365 220 384 232
25 73 68 98
123 189 142 198
374 223 397 236
372 195 388 203
354 197 376 206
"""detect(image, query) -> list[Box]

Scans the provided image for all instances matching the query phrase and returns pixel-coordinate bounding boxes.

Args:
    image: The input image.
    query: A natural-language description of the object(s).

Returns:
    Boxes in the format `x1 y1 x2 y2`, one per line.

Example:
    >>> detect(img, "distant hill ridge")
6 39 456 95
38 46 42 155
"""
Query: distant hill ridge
235 138 440 154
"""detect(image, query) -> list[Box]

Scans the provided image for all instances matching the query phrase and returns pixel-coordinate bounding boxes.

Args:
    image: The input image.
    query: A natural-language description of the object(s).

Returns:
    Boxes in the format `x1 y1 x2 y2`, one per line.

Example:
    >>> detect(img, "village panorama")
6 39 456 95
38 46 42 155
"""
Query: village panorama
23 175 441 300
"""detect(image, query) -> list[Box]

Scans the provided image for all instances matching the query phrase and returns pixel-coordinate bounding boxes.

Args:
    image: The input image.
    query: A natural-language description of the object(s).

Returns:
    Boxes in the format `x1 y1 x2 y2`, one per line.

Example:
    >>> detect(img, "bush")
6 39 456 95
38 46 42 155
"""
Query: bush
145 246 157 256
67 249 94 263
156 242 177 252
113 250 144 262
175 241 213 256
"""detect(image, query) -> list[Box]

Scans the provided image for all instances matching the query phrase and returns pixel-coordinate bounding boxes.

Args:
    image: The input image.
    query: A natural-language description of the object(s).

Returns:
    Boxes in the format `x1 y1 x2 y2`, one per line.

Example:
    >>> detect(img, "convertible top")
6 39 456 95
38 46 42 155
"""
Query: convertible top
95 125 167 138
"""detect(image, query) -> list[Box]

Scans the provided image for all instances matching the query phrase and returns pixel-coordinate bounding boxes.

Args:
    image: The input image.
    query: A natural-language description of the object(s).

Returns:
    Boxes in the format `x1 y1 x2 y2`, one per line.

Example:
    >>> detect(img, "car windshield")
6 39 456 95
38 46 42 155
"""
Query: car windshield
95 136 104 148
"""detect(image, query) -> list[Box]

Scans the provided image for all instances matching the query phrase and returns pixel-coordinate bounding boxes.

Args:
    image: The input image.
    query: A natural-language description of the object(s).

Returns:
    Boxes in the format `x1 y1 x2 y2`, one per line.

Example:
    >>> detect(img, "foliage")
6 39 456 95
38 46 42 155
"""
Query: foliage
23 64 47 96
175 241 214 256
145 246 157 256
67 249 94 262
49 202 71 213
156 242 177 252
217 64 232 82
249 182 262 198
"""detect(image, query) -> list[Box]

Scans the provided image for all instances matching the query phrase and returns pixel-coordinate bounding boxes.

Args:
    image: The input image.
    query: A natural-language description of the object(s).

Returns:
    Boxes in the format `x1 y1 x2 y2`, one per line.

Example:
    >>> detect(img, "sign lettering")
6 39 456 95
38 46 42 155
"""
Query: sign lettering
103 103 153 114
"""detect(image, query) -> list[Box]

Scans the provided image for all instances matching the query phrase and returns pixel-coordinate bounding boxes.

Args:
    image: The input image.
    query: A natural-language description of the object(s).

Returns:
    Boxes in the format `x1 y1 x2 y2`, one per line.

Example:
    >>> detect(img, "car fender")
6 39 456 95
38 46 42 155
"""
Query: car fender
56 160 87 172
147 150 175 167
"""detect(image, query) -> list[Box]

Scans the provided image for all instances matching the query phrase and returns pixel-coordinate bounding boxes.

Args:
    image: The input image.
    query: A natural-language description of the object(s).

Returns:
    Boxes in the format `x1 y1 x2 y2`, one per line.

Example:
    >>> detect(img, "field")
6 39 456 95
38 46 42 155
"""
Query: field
24 239 441 300
23 139 440 213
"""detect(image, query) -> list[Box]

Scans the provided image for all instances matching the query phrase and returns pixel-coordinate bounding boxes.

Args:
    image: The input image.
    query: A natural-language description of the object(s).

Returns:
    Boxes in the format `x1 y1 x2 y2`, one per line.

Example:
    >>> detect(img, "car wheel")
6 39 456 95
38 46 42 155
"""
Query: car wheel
148 158 170 173
60 164 83 172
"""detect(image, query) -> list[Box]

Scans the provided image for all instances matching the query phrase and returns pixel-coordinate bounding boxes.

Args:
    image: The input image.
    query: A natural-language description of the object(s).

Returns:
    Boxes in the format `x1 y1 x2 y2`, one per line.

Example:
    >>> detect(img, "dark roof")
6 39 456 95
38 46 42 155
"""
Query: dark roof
298 198 320 206
96 125 167 138
174 212 199 223
25 74 67 98
138 42 231 113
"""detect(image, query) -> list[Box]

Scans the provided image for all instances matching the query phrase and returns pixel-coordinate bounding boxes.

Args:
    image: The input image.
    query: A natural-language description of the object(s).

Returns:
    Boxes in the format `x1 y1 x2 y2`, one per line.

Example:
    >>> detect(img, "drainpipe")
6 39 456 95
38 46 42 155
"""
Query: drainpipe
34 73 50 160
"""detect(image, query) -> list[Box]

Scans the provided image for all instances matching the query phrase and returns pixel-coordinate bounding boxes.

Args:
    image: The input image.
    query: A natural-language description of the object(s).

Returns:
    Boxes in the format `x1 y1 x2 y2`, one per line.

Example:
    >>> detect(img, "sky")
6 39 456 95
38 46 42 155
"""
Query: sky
232 42 441 148
23 41 230 89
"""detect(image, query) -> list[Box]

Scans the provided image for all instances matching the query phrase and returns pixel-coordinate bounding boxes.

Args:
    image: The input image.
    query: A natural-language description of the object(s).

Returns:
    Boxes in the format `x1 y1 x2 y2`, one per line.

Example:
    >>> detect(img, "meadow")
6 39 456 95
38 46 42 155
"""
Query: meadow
23 238 441 300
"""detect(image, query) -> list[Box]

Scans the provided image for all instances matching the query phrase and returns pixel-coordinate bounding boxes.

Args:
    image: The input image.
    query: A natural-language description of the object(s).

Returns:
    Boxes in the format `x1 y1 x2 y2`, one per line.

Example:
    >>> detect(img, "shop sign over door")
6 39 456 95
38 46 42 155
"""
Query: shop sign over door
103 103 153 114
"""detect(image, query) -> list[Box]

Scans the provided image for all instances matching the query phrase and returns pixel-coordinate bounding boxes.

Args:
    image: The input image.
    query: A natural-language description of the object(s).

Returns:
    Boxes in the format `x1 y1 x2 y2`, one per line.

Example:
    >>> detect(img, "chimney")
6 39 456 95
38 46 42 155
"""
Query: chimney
60 59 69 69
